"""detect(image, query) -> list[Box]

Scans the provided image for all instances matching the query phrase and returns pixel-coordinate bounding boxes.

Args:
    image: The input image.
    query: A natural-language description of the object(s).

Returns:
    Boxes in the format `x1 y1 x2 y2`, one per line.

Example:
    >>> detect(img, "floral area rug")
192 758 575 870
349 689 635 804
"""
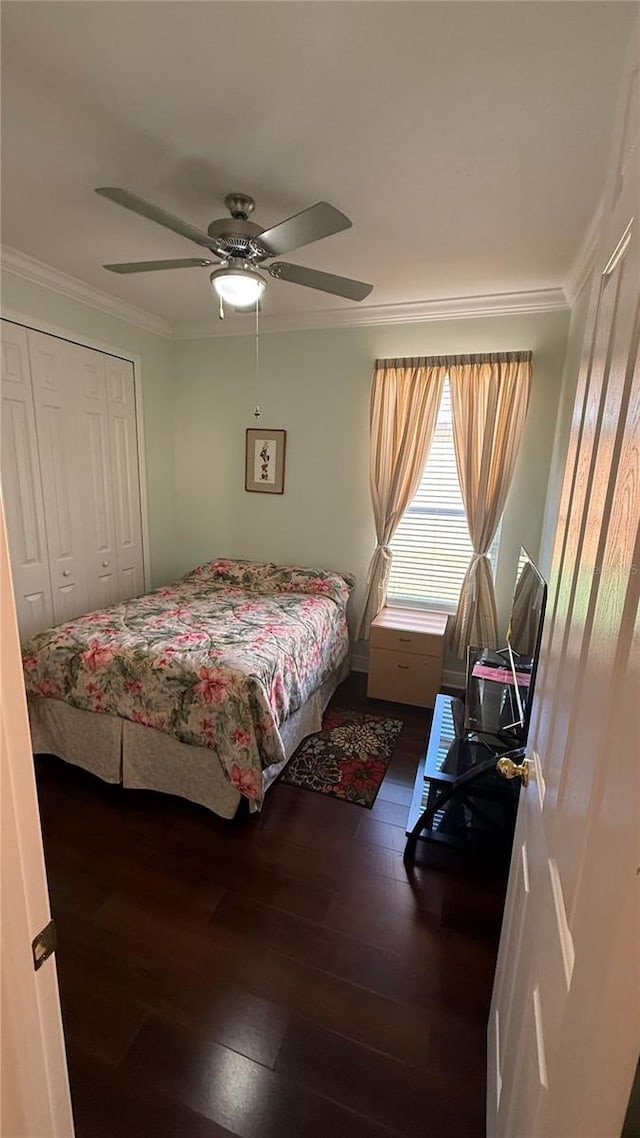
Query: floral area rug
281 707 404 808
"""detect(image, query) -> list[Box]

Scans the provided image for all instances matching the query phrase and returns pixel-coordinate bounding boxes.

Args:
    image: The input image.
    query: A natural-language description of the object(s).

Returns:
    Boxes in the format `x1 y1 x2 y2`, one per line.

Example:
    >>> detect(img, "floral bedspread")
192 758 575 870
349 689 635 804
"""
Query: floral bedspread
23 560 353 806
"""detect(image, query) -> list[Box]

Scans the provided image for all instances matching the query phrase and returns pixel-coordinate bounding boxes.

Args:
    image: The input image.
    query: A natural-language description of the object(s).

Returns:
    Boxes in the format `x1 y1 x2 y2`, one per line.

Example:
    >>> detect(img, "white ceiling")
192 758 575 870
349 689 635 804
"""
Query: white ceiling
1 1 635 332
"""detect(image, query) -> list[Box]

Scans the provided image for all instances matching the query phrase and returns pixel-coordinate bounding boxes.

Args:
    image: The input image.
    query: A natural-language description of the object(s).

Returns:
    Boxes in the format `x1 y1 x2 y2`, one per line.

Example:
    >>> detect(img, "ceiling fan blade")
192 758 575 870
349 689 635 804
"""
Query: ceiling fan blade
95 187 214 248
256 202 351 257
103 258 215 274
269 261 373 301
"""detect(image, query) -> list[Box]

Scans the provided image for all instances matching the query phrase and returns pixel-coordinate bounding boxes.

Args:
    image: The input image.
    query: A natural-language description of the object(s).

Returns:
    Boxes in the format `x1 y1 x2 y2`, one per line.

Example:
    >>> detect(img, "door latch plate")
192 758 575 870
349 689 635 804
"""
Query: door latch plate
32 919 56 971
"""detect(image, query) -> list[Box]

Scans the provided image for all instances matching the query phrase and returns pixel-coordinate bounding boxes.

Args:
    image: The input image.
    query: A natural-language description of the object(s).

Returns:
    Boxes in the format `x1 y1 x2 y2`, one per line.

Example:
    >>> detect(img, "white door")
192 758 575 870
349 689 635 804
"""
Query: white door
106 355 145 600
1 493 75 1138
488 30 639 1138
71 342 119 610
0 321 55 640
28 329 90 624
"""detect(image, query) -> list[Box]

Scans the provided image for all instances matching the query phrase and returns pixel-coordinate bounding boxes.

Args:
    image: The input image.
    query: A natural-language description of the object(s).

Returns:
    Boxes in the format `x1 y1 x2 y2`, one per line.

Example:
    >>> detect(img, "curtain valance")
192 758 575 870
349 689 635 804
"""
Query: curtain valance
374 351 532 370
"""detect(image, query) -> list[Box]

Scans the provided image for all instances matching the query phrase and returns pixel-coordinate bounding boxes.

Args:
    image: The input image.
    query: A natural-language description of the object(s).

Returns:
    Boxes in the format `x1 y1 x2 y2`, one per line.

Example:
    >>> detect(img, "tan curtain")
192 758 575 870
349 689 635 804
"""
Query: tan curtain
358 357 447 639
448 352 533 658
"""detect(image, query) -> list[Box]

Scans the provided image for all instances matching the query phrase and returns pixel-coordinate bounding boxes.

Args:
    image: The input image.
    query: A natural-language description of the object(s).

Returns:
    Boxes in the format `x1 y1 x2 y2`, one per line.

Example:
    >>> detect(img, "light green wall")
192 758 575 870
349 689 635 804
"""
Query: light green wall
1 270 571 663
1 272 176 587
173 310 570 657
539 277 592 576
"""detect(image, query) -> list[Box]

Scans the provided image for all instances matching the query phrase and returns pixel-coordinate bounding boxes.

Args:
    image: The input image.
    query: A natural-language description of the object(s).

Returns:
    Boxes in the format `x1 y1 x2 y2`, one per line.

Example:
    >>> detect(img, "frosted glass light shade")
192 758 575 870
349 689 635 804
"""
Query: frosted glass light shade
210 268 266 309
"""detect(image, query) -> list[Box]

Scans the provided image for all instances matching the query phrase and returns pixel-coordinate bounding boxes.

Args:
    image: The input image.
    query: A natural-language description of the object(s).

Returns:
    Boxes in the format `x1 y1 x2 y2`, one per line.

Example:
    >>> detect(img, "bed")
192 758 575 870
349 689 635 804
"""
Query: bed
23 559 353 818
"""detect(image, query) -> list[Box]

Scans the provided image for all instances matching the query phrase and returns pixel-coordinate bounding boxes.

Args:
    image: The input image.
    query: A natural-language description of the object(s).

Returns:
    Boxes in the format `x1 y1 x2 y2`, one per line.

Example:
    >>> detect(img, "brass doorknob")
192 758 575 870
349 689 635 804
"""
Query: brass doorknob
496 756 530 787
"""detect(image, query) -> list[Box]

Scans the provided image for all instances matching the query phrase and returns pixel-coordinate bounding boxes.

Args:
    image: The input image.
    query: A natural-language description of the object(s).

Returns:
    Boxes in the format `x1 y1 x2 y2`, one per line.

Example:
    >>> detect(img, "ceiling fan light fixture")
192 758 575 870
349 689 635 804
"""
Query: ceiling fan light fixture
210 266 266 309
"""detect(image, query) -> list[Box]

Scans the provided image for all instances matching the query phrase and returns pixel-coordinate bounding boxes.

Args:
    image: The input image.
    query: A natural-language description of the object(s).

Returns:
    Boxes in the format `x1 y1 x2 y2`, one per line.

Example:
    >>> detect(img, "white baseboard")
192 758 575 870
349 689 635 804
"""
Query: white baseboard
443 668 465 690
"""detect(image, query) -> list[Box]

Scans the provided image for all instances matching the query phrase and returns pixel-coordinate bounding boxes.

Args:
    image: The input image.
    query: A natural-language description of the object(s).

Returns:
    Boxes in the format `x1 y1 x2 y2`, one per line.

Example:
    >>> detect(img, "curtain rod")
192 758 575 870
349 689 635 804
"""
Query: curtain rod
374 350 532 369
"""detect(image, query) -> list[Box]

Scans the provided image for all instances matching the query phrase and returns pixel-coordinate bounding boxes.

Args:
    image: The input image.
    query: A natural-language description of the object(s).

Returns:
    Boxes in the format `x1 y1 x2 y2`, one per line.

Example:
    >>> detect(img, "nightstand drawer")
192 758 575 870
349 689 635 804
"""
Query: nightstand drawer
367 649 442 708
369 623 443 657
369 609 449 658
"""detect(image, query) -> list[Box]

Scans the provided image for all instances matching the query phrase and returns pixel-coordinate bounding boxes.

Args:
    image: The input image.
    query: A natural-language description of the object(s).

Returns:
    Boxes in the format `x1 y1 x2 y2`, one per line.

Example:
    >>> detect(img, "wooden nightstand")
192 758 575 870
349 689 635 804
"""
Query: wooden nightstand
367 607 448 708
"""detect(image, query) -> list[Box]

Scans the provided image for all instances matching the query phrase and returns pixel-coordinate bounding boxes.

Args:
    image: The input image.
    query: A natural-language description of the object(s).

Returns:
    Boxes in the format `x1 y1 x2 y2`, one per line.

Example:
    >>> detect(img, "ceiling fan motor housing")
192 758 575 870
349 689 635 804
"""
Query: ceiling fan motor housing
207 194 269 260
207 220 261 243
207 217 263 240
206 216 264 264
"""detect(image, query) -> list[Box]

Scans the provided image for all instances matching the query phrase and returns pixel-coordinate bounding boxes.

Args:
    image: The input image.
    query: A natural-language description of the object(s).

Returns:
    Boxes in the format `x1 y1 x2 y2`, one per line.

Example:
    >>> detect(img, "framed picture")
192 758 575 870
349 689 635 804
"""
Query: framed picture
245 428 286 494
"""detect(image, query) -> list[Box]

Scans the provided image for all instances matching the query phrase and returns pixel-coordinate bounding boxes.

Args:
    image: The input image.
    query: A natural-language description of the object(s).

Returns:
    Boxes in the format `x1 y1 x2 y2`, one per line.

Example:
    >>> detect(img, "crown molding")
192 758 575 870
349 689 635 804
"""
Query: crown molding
563 196 603 307
1 246 173 339
1 245 568 342
174 287 568 340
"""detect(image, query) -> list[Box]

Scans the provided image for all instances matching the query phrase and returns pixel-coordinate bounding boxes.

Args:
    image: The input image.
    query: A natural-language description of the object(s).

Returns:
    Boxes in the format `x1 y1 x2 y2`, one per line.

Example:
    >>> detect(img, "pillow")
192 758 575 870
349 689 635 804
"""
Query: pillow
182 558 354 606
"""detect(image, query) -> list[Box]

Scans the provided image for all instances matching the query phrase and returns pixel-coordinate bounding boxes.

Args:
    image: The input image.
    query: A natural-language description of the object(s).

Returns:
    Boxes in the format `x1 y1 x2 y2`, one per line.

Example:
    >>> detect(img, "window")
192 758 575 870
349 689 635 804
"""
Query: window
387 378 499 612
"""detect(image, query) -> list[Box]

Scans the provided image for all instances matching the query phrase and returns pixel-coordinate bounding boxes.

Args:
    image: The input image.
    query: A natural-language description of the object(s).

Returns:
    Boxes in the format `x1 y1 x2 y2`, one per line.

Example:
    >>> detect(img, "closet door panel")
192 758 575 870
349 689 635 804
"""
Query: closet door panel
3 325 146 637
107 358 144 600
28 330 89 624
72 345 118 609
1 323 54 640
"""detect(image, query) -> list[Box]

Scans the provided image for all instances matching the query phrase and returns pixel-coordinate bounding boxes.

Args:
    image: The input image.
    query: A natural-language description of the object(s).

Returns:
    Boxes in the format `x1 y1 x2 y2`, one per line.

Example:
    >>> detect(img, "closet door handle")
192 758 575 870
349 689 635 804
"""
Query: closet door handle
62 569 71 578
102 561 109 567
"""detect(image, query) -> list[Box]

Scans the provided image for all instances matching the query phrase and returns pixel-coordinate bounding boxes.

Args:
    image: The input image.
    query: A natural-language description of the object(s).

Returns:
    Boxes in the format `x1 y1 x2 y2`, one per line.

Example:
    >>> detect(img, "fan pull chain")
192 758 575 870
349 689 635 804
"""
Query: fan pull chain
254 297 261 419
218 295 224 320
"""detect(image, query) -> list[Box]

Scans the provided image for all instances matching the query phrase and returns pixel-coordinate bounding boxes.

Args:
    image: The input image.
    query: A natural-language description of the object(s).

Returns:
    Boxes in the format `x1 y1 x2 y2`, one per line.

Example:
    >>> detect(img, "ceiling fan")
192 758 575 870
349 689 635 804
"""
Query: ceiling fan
95 188 373 309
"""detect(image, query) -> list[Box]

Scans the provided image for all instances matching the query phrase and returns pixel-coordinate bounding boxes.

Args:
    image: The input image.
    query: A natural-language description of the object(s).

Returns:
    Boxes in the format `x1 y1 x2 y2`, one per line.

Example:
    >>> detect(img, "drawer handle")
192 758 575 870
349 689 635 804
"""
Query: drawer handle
398 637 412 643
102 561 109 567
62 570 71 578
397 664 410 670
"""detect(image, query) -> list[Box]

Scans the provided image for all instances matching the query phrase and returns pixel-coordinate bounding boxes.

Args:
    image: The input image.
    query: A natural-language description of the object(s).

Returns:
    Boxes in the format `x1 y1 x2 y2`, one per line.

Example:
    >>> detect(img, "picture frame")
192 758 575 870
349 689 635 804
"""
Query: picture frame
245 428 286 494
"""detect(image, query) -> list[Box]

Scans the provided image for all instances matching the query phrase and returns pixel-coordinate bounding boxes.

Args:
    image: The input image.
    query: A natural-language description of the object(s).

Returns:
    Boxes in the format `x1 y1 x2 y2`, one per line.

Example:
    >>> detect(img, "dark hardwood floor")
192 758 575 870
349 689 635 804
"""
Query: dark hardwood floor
35 673 508 1138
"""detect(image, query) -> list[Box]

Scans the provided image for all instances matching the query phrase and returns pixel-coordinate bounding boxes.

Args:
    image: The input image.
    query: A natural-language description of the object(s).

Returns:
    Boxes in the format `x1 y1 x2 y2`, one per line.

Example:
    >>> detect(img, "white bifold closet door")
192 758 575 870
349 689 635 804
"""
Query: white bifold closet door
1 321 145 640
102 353 145 602
0 324 54 640
66 339 145 608
28 329 91 623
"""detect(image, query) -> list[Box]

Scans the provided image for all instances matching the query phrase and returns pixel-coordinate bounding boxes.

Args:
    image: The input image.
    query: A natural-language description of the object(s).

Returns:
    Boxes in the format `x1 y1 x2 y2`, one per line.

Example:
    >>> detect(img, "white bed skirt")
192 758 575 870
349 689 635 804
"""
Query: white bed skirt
28 658 349 819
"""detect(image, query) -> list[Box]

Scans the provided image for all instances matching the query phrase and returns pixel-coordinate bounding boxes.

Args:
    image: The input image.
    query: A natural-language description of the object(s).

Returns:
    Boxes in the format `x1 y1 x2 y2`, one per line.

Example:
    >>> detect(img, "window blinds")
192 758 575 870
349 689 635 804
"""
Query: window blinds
388 379 497 610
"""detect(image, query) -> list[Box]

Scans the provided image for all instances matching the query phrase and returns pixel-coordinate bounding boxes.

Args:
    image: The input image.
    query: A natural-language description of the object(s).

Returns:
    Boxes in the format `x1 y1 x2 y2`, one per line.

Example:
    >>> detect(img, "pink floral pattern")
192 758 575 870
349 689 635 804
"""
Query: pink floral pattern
23 560 353 806
81 641 115 671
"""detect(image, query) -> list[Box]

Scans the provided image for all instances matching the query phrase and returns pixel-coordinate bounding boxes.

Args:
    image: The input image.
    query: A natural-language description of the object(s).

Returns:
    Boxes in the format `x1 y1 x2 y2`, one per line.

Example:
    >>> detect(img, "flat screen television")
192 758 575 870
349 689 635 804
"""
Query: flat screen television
464 547 547 742
504 547 547 739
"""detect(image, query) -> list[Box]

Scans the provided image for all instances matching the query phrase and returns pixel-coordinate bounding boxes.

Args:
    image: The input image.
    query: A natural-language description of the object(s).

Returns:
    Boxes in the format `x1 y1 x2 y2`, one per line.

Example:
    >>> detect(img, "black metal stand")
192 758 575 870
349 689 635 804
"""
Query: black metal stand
404 754 499 860
403 690 523 862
